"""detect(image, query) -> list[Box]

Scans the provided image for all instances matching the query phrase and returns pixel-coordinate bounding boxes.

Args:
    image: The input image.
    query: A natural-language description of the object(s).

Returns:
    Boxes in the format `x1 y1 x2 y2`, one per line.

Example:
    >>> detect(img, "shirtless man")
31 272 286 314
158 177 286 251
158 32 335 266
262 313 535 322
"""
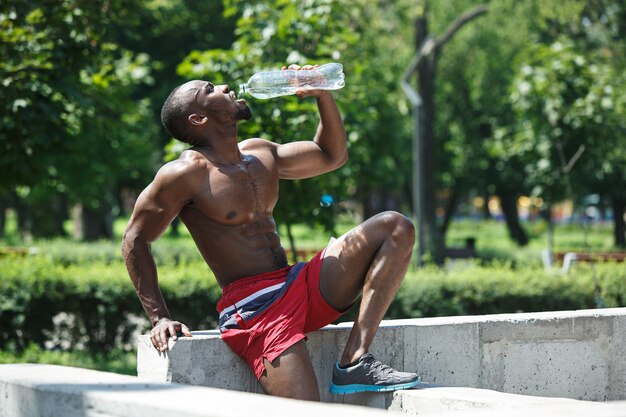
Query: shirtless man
122 64 419 401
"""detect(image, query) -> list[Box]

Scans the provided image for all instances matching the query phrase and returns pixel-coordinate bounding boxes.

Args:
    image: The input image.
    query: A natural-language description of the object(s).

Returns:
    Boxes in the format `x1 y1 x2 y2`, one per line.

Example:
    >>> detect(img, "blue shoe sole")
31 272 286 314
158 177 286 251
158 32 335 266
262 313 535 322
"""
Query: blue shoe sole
329 378 422 394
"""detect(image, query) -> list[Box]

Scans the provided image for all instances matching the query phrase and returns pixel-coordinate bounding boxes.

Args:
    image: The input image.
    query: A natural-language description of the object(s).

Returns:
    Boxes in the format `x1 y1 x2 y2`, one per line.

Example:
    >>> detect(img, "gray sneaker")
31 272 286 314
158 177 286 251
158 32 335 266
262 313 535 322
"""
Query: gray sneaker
329 353 421 394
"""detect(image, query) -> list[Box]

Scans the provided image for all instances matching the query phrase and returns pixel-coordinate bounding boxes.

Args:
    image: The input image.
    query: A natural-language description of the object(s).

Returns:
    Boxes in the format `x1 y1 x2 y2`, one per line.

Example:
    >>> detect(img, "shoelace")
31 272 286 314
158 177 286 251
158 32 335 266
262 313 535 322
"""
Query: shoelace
363 357 395 380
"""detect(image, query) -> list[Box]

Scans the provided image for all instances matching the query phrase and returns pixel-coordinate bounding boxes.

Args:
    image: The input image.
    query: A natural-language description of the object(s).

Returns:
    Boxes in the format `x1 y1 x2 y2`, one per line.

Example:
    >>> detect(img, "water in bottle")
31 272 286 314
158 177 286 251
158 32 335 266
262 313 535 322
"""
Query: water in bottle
239 63 345 99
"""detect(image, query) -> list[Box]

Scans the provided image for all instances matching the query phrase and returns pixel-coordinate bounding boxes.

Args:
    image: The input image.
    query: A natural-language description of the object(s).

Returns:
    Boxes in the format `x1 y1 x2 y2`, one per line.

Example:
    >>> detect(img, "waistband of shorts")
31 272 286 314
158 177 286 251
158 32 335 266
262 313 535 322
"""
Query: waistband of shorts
217 262 305 330
221 265 294 296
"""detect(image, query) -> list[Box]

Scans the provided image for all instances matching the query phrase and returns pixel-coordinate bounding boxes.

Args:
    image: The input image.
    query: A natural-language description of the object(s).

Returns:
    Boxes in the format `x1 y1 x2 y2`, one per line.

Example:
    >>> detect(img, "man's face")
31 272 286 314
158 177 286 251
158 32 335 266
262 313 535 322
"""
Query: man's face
184 80 252 122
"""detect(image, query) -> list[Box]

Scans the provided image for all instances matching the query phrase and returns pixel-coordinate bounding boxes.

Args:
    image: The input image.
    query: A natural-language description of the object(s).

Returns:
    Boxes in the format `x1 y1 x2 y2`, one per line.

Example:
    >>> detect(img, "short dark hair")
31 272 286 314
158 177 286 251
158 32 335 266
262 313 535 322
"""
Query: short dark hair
160 85 196 144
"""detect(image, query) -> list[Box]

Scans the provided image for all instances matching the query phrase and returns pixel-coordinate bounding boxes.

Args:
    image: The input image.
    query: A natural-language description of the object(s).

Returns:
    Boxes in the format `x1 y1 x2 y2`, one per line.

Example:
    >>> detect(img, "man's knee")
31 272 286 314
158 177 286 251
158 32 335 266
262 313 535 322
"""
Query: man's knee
376 211 416 246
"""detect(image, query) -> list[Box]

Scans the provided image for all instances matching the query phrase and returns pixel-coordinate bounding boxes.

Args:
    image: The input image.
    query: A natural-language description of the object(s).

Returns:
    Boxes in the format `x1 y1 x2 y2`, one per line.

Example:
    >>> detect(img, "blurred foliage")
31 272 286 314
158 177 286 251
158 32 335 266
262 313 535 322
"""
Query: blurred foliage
507 39 626 203
0 254 220 353
1 249 624 356
1 0 624 246
0 0 158 199
427 0 625 247
389 261 626 319
175 0 416 233
23 236 204 267
0 343 136 375
0 0 236 239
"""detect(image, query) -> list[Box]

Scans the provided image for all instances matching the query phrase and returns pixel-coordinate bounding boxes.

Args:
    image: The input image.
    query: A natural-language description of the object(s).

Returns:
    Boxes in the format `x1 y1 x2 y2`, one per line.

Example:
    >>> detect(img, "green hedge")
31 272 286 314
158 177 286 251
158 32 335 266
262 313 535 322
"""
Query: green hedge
0 343 137 375
1 255 625 354
0 255 220 353
391 262 626 319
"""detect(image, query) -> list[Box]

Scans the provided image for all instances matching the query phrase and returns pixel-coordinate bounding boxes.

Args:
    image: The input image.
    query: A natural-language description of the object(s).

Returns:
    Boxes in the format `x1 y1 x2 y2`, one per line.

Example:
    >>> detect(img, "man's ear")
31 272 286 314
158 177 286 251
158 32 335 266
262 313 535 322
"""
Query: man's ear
188 113 208 126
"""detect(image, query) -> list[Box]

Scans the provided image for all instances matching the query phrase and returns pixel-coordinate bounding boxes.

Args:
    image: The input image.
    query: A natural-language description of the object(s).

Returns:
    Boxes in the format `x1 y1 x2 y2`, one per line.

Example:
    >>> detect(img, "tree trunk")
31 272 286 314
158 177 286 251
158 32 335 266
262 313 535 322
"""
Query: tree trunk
498 190 528 246
413 5 488 265
363 191 400 219
482 191 492 219
440 187 459 237
611 196 625 248
14 194 32 243
73 203 114 241
285 221 298 264
416 16 445 265
0 197 6 239
169 216 181 237
30 195 68 238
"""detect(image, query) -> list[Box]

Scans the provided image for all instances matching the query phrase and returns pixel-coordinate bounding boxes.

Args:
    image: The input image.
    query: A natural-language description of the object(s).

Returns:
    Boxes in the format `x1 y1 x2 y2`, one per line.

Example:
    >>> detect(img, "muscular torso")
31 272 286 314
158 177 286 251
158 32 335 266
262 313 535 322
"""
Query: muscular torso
177 142 288 288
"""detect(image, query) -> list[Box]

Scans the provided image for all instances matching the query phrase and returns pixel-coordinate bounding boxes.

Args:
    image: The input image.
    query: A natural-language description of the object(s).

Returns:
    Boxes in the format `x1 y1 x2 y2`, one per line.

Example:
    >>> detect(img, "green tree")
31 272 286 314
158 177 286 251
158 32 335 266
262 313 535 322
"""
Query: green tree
0 0 158 239
0 0 239 240
427 0 625 250
508 39 626 247
176 0 417 253
497 0 626 248
109 0 238 150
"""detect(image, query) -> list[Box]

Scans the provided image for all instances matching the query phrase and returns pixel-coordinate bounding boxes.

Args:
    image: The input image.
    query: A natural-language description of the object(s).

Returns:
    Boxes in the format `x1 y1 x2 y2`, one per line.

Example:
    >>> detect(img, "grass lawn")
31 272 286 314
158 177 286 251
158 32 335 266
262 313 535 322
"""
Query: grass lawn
2 209 618 261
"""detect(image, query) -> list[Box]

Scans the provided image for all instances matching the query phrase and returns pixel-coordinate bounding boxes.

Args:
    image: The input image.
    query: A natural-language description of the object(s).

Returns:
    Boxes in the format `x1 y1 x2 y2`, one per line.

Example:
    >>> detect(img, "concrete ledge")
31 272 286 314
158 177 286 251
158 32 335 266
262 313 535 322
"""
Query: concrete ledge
138 307 626 407
390 387 626 416
0 364 389 417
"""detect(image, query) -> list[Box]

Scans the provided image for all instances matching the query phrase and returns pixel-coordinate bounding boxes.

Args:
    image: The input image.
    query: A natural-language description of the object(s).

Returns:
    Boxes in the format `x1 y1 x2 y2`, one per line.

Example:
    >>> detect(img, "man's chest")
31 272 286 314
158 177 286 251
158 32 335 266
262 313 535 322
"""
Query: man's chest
190 154 279 224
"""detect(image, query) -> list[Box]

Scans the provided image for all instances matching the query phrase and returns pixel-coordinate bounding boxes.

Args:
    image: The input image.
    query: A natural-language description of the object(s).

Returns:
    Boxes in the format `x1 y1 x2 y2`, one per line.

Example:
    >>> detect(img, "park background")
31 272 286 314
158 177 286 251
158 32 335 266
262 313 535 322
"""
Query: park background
1 0 625 376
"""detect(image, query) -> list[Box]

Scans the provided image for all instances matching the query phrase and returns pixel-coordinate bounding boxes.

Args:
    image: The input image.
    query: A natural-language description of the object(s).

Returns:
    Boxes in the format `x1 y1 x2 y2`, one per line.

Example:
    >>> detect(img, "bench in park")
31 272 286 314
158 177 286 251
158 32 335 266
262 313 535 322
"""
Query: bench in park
0 247 28 257
444 237 477 259
543 250 626 272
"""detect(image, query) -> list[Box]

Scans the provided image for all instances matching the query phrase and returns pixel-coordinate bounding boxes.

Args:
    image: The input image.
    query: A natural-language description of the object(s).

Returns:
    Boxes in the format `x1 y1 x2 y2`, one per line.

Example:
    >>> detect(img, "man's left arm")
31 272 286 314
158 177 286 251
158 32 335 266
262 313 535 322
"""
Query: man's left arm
273 66 348 179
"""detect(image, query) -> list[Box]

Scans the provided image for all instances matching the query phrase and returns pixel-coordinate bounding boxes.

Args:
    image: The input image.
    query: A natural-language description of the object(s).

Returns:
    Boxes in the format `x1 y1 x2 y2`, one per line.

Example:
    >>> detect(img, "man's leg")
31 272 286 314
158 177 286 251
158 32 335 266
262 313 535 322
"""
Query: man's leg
319 211 415 366
258 340 320 401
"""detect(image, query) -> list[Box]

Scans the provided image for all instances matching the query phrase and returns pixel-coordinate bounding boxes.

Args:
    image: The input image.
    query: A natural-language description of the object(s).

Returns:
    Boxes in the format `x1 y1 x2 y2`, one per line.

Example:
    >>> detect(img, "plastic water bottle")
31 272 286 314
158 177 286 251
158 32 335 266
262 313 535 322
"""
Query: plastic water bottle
239 63 345 99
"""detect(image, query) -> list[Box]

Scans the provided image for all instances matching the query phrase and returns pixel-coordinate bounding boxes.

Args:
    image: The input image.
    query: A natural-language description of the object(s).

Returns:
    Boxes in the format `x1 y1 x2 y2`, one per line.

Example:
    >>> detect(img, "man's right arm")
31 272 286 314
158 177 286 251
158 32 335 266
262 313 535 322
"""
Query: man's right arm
122 162 194 351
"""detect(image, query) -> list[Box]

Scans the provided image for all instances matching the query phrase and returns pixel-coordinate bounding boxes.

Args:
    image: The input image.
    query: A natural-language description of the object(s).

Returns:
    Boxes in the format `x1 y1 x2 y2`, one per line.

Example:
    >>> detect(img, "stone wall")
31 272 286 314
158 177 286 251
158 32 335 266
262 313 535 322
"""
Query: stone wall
137 308 626 405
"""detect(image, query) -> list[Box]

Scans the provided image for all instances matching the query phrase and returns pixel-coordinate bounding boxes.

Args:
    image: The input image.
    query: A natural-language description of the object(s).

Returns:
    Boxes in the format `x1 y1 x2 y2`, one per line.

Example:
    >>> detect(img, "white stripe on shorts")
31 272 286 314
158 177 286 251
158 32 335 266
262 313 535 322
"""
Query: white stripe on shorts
218 282 285 320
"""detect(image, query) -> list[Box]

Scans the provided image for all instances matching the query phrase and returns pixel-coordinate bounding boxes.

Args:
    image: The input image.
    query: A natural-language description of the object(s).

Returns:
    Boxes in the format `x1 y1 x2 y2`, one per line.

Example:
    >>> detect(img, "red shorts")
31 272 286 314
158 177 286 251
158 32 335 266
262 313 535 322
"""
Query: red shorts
216 249 344 379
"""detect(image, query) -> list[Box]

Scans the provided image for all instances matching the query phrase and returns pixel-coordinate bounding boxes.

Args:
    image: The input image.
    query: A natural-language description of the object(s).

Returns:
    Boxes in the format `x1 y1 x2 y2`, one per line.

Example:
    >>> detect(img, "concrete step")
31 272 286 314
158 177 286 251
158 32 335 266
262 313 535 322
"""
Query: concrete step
2 364 624 417
390 387 626 416
0 364 390 417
